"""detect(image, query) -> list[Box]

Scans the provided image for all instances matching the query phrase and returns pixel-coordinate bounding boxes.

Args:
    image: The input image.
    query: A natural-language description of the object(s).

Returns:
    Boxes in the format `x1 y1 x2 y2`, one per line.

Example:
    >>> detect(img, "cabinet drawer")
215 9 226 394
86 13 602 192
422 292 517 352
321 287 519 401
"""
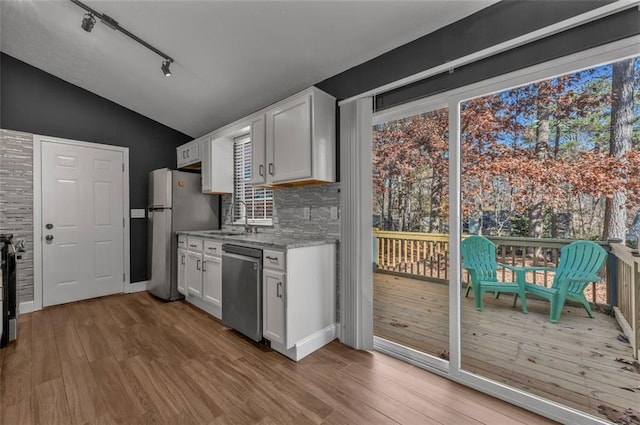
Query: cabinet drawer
203 240 223 257
187 237 203 252
263 250 285 271
177 235 187 249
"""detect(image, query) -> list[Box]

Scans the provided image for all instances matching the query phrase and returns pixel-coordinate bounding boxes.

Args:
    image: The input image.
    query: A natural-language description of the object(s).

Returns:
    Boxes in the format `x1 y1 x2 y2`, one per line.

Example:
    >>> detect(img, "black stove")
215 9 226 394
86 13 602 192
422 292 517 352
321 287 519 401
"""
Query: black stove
1 234 18 348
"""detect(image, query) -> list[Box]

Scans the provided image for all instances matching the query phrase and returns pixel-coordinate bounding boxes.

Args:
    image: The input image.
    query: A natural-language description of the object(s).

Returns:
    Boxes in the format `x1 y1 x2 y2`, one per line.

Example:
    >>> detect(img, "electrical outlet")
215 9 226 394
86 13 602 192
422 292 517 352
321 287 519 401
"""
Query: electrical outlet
330 206 338 220
303 207 310 220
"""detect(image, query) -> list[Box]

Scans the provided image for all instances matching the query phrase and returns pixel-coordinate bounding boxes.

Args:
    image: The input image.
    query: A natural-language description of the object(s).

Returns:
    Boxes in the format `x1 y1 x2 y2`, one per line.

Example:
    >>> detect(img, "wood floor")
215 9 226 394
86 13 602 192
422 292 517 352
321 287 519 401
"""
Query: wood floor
0 292 557 425
374 272 640 423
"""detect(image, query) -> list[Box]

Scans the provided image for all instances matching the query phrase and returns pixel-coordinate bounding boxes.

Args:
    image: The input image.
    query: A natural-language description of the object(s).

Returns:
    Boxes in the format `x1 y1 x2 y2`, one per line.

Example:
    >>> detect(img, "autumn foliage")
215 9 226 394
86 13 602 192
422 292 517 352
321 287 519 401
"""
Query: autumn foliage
373 58 640 239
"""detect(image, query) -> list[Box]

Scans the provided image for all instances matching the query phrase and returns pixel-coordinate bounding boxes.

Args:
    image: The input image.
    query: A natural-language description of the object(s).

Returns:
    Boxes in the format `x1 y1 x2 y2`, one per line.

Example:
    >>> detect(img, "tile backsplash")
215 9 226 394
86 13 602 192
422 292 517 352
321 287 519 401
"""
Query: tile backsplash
221 182 341 239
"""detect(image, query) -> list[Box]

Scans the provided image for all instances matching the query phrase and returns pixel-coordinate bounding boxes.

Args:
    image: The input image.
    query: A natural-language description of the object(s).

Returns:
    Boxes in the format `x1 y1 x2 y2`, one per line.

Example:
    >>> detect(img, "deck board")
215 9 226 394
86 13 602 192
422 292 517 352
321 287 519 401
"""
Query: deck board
374 272 640 421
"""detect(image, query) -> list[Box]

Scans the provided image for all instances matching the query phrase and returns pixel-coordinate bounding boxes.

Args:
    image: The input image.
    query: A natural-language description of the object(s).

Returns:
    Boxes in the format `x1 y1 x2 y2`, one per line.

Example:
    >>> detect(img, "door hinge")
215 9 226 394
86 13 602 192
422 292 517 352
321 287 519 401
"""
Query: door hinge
123 217 125 227
123 273 126 282
122 163 125 172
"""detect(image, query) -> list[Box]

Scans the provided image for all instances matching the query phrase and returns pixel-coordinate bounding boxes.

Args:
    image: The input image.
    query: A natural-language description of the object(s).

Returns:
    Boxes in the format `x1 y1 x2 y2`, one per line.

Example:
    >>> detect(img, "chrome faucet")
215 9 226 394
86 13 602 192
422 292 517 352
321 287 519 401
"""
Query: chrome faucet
232 199 252 233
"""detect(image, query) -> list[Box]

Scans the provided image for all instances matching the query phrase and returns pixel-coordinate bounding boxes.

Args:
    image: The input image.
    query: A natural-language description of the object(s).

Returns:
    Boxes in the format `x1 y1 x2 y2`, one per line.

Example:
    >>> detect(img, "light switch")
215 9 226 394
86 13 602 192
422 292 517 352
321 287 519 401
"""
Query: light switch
131 209 146 219
330 206 338 220
303 207 310 220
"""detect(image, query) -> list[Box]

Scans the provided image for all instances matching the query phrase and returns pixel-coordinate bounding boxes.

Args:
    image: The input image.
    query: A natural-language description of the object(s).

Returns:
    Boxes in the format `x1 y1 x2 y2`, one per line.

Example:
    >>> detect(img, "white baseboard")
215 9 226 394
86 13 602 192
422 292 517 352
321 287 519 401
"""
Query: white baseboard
19 300 37 314
270 323 338 361
125 280 148 293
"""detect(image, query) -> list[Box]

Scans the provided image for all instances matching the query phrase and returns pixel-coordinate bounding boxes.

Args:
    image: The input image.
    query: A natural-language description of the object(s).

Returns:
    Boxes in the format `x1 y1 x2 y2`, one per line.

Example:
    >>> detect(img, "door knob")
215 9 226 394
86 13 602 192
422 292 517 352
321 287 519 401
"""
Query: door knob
45 223 54 229
45 235 54 242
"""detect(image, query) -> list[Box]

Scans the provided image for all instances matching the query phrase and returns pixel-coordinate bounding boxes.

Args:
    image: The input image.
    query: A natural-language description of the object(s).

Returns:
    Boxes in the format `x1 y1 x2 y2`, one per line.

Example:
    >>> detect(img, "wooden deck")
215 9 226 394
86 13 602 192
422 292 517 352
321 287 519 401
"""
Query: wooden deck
374 272 640 422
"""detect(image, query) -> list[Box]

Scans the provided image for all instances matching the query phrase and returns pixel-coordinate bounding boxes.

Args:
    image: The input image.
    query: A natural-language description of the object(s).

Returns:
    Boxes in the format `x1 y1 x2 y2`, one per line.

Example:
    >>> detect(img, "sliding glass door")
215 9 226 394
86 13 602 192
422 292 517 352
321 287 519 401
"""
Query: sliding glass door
365 38 640 424
372 104 450 368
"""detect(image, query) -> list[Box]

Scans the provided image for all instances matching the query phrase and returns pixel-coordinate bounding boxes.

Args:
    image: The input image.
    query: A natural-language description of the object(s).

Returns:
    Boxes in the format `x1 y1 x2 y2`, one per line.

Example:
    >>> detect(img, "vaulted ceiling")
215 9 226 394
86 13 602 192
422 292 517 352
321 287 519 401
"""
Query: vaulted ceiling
1 1 497 137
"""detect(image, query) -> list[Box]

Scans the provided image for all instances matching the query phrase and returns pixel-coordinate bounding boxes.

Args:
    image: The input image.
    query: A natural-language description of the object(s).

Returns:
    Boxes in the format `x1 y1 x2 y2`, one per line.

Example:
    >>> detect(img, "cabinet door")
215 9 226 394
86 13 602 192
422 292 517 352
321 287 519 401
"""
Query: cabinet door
177 249 187 296
250 115 266 184
267 94 312 183
263 269 286 345
177 145 188 168
202 137 234 194
177 140 201 169
203 254 222 309
186 251 203 297
201 137 211 192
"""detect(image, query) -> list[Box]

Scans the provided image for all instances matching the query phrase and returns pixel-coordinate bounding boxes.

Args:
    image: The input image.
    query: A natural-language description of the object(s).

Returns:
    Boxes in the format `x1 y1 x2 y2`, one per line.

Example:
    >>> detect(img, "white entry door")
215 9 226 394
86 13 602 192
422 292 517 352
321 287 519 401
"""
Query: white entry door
42 140 125 306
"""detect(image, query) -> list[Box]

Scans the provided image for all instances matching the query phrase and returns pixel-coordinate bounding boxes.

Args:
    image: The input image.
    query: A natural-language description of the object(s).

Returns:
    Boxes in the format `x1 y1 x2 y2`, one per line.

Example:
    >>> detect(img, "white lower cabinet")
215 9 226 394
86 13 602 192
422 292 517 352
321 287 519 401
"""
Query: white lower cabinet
262 244 337 361
186 251 203 297
263 269 286 345
180 236 222 319
177 233 336 361
203 254 222 309
177 248 187 295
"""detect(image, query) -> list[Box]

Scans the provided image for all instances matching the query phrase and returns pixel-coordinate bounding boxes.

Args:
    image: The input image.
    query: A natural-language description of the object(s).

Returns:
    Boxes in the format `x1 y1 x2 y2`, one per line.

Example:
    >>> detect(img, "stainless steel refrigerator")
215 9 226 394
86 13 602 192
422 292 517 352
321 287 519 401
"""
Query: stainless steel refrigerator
147 168 219 300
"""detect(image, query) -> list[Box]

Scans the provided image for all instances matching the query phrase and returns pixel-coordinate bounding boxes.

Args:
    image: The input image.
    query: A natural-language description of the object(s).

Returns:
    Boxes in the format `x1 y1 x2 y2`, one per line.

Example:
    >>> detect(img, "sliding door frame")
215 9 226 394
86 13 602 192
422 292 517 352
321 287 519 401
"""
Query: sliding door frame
367 35 640 425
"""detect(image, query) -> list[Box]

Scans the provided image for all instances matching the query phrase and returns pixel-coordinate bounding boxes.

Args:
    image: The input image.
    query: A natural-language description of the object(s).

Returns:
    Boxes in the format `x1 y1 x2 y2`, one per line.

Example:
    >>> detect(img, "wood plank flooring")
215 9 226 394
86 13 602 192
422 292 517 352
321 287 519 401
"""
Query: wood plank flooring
1 291 556 425
374 272 640 423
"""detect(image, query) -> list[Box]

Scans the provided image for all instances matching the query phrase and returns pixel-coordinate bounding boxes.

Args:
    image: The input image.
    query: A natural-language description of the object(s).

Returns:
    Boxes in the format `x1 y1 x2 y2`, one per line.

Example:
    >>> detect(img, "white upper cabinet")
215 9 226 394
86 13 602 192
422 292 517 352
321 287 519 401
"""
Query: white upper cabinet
249 114 266 185
176 138 202 169
201 136 233 194
250 87 335 187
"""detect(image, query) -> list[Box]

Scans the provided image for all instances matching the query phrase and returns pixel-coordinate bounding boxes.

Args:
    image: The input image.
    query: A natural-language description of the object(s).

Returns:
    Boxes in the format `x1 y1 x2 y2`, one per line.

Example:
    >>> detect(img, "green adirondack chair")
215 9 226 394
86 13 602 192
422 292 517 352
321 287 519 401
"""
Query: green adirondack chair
461 235 528 313
524 240 607 323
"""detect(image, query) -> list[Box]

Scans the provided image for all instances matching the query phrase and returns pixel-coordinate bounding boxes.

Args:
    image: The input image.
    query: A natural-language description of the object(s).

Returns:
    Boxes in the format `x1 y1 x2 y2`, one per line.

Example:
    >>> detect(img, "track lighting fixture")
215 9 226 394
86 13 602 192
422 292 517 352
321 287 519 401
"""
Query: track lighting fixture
81 13 95 32
161 60 172 77
70 0 175 77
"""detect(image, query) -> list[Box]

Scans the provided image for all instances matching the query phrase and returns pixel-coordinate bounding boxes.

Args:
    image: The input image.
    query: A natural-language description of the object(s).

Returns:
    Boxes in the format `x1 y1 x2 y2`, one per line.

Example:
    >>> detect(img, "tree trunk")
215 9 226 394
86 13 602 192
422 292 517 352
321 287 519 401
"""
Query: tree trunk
386 178 394 231
603 58 634 241
529 84 551 241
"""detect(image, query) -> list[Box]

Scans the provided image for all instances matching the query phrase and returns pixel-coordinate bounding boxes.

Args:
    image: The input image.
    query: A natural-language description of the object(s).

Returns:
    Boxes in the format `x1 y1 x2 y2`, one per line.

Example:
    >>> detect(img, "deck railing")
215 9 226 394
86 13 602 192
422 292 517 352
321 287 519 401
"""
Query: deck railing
609 242 640 360
373 229 638 359
372 230 609 304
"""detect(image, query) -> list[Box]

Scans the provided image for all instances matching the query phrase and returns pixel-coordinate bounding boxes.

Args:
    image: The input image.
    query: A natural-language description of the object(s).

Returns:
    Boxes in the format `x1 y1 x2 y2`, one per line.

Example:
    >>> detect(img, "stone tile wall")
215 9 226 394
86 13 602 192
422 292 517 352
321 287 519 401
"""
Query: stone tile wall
0 129 34 303
221 182 341 240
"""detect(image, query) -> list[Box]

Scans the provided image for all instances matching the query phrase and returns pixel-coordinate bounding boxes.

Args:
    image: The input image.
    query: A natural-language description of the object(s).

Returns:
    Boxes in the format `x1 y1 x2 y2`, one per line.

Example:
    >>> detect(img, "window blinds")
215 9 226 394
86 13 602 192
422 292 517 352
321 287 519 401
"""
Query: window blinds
233 135 273 222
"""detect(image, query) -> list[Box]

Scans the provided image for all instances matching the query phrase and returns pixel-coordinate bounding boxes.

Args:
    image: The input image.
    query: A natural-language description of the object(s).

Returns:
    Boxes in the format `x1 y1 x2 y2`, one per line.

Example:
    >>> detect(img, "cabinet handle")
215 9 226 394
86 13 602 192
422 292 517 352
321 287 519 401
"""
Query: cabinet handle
186 148 190 158
196 259 201 270
208 247 216 252
182 151 186 159
265 255 278 261
202 261 206 272
190 244 197 248
181 255 185 265
259 164 264 176
268 163 274 175
276 282 282 298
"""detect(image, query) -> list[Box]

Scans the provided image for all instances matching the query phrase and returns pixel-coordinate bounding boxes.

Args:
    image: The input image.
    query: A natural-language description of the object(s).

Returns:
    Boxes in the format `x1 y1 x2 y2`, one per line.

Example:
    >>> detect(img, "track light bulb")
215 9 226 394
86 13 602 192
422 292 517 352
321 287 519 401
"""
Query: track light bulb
81 13 96 32
161 60 172 77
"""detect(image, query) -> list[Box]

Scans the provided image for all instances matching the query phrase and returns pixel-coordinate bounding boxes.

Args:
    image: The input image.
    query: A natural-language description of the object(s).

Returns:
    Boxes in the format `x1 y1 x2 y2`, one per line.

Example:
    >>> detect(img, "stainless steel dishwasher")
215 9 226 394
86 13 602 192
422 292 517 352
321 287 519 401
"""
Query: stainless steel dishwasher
221 244 263 342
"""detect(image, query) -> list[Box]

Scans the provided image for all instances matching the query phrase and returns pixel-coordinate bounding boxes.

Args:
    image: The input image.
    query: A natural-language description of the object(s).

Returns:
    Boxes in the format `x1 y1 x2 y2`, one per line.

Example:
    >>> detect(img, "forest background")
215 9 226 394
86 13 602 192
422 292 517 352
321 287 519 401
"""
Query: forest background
373 57 640 246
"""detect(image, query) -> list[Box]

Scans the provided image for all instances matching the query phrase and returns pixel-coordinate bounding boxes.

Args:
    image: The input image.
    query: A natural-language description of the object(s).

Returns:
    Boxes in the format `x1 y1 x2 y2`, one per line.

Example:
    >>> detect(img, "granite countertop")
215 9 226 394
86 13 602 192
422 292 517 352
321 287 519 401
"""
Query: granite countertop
177 230 336 249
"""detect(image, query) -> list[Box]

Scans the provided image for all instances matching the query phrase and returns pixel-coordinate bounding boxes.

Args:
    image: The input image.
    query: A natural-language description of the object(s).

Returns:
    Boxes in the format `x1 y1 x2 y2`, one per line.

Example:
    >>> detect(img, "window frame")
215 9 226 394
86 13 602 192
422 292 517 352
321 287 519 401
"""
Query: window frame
232 134 273 226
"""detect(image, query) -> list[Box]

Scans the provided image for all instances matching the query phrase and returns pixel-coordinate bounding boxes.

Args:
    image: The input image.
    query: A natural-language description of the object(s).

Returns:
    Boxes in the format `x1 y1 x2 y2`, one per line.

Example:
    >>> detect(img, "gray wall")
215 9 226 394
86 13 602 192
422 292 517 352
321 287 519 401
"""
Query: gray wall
0 130 34 302
0 53 191 284
316 1 639 109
